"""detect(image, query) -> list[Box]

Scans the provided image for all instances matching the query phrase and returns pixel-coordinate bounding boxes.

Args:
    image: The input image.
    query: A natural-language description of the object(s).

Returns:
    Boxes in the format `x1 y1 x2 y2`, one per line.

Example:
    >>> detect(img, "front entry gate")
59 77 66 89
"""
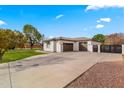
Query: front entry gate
93 45 98 52
100 45 122 53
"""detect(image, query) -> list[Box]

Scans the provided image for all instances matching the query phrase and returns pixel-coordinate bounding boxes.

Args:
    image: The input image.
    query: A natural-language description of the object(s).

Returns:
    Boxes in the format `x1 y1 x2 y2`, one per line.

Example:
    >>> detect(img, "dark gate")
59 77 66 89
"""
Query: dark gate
100 45 122 53
93 45 98 52
79 42 87 51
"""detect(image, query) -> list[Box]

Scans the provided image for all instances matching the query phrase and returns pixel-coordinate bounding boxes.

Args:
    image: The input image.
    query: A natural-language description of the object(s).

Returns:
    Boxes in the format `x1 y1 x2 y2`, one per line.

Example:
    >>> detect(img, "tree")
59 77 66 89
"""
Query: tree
0 29 26 62
23 24 42 49
92 34 105 43
14 31 27 48
0 29 15 61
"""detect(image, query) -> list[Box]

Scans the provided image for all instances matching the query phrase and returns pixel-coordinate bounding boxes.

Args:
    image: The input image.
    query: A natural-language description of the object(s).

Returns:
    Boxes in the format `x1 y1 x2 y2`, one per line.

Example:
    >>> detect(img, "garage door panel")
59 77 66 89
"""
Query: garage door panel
63 43 73 51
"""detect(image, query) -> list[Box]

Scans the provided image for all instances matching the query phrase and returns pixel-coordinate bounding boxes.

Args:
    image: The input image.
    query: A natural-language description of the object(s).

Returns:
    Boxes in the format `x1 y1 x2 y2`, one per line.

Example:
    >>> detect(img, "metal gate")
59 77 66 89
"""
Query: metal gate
100 45 122 53
93 45 98 52
79 42 87 51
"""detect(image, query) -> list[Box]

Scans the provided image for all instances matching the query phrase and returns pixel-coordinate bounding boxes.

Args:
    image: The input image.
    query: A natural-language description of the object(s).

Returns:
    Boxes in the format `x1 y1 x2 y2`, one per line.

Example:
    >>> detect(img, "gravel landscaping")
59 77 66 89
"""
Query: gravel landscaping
66 61 124 88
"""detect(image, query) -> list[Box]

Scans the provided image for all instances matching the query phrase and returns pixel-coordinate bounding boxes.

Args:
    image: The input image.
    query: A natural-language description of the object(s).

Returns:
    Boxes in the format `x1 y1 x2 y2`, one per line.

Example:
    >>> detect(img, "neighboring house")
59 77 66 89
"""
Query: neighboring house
43 37 101 52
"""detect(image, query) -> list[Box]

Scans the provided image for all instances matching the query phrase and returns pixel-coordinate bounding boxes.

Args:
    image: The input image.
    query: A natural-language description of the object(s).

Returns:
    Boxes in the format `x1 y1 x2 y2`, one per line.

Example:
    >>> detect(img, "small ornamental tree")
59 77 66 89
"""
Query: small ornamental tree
92 34 105 43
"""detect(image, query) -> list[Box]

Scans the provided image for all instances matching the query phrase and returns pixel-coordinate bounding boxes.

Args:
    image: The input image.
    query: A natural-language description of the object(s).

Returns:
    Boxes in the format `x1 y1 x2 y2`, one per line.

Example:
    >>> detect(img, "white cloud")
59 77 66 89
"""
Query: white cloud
85 5 124 11
85 5 101 11
56 14 64 19
100 18 111 22
97 18 111 23
84 0 124 11
96 24 104 29
0 20 6 26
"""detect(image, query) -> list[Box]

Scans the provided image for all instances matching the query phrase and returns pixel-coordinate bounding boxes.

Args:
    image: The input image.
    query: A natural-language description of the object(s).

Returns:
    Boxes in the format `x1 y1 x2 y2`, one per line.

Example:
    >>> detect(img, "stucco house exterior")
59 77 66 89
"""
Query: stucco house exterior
43 37 101 52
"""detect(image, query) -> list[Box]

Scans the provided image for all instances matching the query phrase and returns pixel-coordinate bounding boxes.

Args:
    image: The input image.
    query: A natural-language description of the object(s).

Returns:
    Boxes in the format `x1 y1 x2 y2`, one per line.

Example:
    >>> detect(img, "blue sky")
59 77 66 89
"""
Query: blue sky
0 5 124 38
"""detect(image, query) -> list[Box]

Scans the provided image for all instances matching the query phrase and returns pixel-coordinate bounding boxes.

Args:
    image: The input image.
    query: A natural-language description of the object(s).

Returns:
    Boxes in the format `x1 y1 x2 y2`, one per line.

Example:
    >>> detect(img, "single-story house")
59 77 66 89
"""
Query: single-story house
43 37 101 52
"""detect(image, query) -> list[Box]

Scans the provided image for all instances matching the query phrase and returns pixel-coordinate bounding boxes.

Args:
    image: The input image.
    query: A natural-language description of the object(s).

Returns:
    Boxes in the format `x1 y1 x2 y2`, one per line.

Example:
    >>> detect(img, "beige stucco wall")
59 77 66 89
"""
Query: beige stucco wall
44 40 80 52
56 41 62 52
87 41 93 52
57 40 74 52
43 41 56 52
44 40 101 53
73 42 79 51
122 44 124 54
56 41 79 52
87 41 101 52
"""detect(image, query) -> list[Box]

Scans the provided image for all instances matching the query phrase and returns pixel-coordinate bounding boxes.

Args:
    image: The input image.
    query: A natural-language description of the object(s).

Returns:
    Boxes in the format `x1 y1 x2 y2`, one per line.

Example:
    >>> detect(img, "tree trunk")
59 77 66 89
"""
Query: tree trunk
29 38 34 49
0 53 3 63
30 43 33 49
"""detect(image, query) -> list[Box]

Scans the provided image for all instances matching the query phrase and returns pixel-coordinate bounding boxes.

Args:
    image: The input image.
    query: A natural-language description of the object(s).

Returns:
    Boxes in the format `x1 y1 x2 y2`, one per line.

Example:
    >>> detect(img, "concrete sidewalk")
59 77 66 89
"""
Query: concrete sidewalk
0 52 123 88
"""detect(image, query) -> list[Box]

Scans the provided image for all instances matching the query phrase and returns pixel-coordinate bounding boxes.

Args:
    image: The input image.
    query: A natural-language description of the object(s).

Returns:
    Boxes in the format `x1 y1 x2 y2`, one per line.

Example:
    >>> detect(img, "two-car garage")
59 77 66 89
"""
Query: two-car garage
63 42 88 52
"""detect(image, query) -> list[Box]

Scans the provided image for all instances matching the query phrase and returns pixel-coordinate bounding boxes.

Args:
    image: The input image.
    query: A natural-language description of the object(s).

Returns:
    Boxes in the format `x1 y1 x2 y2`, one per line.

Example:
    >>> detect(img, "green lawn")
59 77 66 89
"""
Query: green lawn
1 49 46 63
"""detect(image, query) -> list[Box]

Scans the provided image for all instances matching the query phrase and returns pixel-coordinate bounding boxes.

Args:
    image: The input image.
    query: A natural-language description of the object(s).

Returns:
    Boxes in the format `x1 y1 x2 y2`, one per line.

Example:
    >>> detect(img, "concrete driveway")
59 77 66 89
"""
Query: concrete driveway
0 52 123 88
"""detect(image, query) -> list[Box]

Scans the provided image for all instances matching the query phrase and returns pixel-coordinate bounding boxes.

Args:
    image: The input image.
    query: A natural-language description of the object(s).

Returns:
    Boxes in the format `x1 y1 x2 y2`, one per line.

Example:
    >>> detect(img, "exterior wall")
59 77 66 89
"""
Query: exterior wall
87 41 93 52
44 40 73 52
92 41 101 53
56 41 63 52
43 41 56 52
73 42 79 51
56 40 79 52
122 44 124 54
87 41 101 52
98 45 101 53
88 41 100 45
43 40 100 53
